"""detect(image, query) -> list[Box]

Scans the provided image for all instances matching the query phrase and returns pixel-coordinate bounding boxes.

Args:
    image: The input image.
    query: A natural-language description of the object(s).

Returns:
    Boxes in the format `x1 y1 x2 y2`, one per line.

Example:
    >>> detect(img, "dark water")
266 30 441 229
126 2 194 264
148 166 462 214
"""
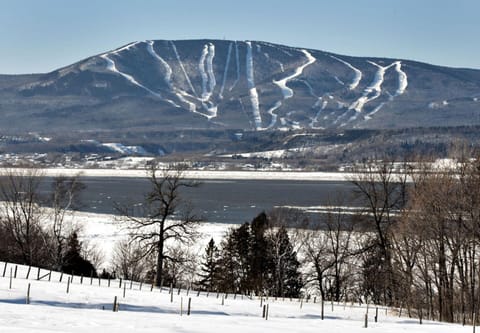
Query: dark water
71 177 356 224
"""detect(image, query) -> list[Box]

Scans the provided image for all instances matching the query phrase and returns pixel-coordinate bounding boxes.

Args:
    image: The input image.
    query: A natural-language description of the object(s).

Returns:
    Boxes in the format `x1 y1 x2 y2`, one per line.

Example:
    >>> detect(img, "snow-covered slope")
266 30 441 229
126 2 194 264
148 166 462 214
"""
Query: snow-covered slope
0 260 468 333
3 39 480 134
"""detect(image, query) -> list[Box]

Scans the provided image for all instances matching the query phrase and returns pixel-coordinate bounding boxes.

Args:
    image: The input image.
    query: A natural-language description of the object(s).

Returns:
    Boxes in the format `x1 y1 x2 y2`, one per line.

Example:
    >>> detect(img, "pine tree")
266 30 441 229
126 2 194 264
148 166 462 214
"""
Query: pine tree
249 212 271 295
61 232 97 277
198 238 220 291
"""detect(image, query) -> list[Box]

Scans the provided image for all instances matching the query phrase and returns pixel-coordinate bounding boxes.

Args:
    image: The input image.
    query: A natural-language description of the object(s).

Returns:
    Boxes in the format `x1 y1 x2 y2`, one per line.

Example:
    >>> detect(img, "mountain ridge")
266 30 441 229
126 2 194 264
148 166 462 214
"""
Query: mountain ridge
0 39 479 161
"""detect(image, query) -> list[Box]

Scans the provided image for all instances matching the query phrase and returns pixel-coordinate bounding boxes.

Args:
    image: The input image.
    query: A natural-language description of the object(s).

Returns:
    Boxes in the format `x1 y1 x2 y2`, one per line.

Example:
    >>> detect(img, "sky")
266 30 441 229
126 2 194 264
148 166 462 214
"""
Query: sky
1 0 479 74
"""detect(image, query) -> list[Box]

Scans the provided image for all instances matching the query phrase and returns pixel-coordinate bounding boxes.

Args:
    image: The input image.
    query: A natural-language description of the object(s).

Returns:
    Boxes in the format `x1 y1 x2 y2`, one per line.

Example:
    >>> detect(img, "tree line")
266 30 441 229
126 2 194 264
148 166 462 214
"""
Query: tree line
2 155 480 325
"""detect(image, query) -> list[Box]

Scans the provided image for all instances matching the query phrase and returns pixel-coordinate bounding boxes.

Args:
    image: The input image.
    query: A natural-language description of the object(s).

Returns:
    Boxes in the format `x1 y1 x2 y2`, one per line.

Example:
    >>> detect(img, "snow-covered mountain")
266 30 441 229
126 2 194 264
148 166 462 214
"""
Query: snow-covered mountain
2 39 480 134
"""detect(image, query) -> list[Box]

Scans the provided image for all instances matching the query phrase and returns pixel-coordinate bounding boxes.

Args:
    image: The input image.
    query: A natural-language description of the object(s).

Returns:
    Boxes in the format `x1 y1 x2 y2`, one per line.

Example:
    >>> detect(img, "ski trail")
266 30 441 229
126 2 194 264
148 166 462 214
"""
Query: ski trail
394 61 408 96
199 45 210 100
101 53 165 100
206 43 216 96
266 101 282 128
109 41 140 56
146 40 172 88
146 41 197 112
330 55 362 90
310 98 328 129
246 41 263 130
170 41 198 97
229 41 240 91
266 50 316 128
348 61 395 112
273 50 316 99
219 42 233 99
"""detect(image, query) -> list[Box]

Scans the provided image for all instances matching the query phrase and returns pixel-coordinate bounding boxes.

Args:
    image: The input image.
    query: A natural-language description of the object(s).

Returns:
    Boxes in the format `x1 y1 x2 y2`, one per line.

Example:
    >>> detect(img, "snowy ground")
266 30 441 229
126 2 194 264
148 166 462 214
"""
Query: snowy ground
0 262 470 332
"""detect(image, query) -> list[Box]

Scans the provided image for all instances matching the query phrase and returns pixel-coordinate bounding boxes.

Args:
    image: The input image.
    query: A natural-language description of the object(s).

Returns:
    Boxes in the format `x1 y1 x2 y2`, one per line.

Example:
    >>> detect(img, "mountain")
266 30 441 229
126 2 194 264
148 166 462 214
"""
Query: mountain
0 39 480 161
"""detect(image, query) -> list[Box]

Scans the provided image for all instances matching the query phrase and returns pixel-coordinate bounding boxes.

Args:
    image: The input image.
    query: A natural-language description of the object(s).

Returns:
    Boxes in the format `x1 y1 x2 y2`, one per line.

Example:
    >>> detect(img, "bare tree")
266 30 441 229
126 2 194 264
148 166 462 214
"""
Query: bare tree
349 158 408 305
49 175 85 270
118 162 200 286
112 239 151 281
0 168 48 266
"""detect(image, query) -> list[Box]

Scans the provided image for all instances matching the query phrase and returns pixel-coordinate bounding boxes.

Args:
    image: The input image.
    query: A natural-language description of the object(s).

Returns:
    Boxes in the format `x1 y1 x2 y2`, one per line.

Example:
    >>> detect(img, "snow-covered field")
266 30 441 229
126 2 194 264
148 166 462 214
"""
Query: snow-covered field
0 262 469 332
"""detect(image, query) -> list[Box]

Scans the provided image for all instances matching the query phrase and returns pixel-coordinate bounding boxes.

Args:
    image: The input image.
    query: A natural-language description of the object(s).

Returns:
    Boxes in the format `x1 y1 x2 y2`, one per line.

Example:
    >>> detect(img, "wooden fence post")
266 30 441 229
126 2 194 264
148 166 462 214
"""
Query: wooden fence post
9 267 12 289
113 296 118 312
59 272 63 282
66 277 71 293
26 283 31 304
14 265 17 279
364 313 368 328
2 262 7 277
26 266 31 279
375 307 378 323
187 297 191 315
123 282 126 298
266 304 269 320
262 305 266 318
37 267 40 280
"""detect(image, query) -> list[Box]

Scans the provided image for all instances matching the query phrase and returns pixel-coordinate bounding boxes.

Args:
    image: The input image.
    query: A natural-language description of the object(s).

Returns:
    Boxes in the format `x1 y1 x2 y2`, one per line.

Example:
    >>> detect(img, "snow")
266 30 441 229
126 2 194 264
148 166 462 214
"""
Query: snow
348 61 395 113
229 41 241 91
219 42 233 99
146 40 173 89
266 50 316 128
330 55 362 90
101 143 148 156
170 41 198 97
0 260 469 332
1 168 356 182
273 50 316 99
101 53 181 108
393 61 408 96
246 41 263 130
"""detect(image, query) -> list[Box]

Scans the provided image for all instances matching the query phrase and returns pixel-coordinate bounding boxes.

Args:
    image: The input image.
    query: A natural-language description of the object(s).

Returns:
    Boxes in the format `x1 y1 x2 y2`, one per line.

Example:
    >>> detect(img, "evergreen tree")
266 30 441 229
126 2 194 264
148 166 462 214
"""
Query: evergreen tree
249 212 271 295
61 232 97 277
198 238 220 291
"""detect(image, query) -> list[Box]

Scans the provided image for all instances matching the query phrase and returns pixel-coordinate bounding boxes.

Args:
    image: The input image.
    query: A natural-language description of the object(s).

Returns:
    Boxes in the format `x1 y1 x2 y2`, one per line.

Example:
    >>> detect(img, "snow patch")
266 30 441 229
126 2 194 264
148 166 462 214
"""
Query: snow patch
330 55 362 90
246 41 263 130
219 42 233 99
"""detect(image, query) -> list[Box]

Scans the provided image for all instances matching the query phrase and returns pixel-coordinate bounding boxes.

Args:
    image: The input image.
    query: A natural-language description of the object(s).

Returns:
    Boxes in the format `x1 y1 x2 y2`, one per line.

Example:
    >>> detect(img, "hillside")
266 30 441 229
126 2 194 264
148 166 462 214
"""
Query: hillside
0 260 468 333
1 40 480 162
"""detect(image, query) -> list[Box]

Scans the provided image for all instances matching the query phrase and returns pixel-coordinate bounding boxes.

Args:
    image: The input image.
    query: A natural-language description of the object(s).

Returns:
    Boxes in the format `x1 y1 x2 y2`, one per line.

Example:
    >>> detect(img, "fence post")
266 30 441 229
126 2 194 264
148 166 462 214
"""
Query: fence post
119 278 122 288
151 282 154 292
123 282 126 298
80 275 84 284
14 265 17 279
66 277 70 294
26 266 31 279
9 267 13 289
364 313 368 328
262 305 266 318
171 290 174 303
2 262 6 277
139 281 143 291
48 270 52 282
26 283 31 304
375 307 378 323
113 296 118 312
90 271 93 285
266 304 269 320
222 295 225 306
59 272 63 282
130 279 133 290
108 277 111 288
37 267 40 280
187 297 191 315
180 297 183 316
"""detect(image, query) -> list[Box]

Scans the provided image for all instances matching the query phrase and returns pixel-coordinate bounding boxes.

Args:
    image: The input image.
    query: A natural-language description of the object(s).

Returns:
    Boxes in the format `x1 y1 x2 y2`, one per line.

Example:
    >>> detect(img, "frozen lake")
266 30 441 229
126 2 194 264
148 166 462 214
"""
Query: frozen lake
72 177 357 223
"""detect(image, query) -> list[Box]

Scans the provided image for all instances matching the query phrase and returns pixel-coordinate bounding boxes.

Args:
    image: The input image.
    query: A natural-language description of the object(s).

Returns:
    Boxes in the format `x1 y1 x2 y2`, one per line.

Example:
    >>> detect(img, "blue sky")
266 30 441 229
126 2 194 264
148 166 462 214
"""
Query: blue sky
1 0 479 74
